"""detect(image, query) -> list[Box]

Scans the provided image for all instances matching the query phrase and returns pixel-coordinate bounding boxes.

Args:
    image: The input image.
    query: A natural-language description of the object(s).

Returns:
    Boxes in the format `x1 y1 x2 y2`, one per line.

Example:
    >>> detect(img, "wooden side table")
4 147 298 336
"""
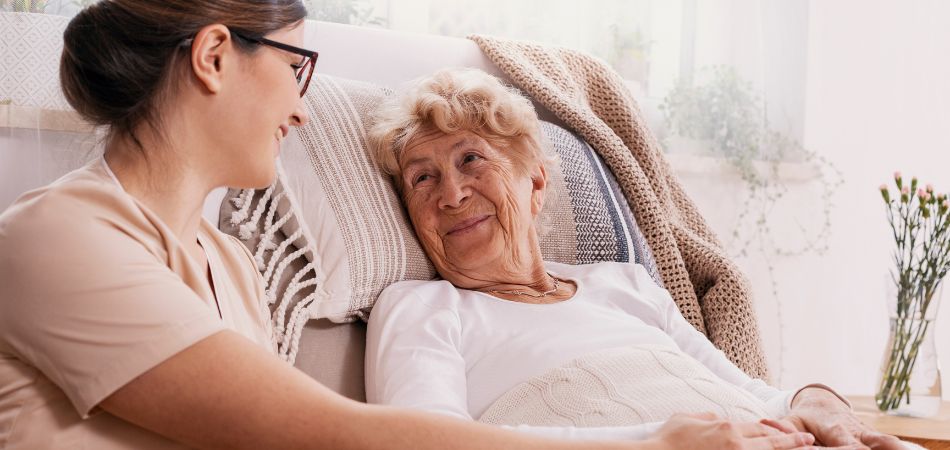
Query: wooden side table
849 396 950 449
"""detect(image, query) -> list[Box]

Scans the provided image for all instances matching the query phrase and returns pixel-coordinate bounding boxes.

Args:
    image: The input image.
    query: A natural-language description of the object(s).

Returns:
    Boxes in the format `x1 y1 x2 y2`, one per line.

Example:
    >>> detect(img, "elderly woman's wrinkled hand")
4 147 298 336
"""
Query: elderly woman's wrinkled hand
648 412 818 450
768 388 904 450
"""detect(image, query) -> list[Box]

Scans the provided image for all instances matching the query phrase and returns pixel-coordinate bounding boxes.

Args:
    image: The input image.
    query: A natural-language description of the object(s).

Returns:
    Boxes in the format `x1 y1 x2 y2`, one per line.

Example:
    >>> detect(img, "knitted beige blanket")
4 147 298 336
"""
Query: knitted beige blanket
469 35 768 380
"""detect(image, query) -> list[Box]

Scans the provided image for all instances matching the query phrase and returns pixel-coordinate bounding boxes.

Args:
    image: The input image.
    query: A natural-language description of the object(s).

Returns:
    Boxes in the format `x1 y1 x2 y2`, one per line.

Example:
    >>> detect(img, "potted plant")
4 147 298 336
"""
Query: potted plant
659 65 842 257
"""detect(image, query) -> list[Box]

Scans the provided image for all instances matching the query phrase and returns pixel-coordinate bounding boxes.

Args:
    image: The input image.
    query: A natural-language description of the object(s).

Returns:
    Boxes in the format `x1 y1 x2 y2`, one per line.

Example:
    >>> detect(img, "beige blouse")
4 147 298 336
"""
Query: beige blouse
0 159 274 448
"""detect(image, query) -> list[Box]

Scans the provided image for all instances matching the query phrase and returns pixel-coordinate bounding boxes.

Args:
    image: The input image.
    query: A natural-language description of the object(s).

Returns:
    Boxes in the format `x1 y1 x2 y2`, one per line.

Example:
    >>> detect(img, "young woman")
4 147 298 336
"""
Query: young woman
0 1 820 449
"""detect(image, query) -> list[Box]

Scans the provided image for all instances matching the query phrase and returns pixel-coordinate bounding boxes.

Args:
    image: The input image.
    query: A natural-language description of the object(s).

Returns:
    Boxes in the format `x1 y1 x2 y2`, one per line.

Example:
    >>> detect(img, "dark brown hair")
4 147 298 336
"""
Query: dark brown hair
60 0 307 147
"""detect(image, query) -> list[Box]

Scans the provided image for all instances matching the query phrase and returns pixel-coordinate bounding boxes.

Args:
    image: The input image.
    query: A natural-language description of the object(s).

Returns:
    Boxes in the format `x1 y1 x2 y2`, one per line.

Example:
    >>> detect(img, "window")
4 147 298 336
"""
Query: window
308 0 809 151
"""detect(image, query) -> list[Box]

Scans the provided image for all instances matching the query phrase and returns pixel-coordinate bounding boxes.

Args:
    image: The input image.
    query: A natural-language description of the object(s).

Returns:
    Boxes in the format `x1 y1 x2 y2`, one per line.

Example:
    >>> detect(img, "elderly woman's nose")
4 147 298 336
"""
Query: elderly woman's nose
437 174 470 209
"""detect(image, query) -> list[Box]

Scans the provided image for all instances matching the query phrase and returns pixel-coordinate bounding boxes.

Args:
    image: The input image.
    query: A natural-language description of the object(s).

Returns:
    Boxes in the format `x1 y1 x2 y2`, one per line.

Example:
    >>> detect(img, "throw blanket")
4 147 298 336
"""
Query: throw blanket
478 345 769 427
469 35 768 379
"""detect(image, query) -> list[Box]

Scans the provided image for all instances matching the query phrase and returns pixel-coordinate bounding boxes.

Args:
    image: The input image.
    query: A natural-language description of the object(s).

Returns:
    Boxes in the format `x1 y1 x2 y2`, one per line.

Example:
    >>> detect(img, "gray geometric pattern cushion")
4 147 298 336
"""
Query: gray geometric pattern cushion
540 122 663 286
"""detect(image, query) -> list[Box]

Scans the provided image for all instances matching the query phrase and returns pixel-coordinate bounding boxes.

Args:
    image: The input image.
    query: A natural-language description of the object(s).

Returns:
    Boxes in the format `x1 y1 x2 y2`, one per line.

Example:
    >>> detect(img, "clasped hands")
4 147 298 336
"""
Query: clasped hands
651 387 905 450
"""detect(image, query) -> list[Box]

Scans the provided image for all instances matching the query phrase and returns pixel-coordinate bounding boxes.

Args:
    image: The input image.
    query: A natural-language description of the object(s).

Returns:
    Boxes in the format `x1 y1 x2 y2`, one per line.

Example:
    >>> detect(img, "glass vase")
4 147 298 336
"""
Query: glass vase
875 285 943 417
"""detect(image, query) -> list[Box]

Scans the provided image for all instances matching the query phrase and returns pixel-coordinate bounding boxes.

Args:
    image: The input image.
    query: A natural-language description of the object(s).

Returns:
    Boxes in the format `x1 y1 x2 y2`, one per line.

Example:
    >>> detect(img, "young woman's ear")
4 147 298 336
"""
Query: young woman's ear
189 24 232 94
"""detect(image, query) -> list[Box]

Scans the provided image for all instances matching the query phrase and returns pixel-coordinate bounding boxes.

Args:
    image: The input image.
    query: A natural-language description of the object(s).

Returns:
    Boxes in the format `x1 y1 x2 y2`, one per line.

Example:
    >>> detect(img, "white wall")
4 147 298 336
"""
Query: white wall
798 0 950 398
679 0 950 399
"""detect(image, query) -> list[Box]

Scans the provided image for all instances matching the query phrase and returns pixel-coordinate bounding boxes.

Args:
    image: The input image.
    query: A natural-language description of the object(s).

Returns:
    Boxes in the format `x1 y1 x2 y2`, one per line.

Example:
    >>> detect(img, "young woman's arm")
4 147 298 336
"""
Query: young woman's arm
102 332 816 450
101 330 631 450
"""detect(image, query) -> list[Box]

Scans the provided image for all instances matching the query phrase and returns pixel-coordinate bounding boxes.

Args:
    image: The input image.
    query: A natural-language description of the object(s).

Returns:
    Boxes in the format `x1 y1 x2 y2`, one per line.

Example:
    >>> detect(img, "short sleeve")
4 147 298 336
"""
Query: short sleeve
0 187 226 418
224 233 264 295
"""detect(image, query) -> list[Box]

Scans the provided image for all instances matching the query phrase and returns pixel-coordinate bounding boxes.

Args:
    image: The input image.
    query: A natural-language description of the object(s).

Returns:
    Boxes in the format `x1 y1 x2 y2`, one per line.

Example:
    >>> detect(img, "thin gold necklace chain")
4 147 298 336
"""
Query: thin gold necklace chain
486 274 560 298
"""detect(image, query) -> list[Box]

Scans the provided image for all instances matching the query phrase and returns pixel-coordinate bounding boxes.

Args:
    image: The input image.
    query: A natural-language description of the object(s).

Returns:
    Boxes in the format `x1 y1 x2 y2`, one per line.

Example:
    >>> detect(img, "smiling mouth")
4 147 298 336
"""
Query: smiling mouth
446 215 491 235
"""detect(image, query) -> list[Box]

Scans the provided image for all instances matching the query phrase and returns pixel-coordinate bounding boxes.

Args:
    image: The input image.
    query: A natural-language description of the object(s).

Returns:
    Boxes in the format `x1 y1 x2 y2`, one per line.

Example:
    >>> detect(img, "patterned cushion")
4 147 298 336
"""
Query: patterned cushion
221 74 661 360
541 122 662 283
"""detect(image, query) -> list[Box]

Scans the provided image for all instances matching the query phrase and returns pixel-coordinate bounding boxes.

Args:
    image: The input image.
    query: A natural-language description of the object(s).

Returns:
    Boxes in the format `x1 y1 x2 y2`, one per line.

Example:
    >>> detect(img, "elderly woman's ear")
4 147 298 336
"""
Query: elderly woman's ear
530 162 548 217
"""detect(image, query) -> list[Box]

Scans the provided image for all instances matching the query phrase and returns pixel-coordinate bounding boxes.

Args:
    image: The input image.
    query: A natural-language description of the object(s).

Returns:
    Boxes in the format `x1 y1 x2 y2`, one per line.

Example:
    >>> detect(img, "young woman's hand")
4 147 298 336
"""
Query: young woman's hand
648 412 819 450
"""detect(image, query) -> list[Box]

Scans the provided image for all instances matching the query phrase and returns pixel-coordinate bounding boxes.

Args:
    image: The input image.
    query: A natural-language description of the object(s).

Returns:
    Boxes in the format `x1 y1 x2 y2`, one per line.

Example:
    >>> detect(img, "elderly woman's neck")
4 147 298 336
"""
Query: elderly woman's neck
442 253 576 304
485 263 552 291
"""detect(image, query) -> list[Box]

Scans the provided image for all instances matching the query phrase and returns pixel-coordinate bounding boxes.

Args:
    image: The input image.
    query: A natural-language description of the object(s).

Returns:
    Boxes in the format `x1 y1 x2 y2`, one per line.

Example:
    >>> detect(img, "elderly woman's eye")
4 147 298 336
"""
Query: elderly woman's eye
413 174 431 185
462 153 482 164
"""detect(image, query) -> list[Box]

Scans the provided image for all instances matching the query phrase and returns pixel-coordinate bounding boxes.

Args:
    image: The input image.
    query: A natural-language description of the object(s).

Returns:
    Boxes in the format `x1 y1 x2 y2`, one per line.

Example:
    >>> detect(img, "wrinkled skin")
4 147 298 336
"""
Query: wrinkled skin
398 129 552 292
766 389 904 450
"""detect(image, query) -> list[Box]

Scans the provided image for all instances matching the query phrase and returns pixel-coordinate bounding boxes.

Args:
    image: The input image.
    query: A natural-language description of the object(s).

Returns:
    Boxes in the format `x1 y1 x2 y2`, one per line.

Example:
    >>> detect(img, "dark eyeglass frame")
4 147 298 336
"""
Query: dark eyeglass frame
180 31 319 98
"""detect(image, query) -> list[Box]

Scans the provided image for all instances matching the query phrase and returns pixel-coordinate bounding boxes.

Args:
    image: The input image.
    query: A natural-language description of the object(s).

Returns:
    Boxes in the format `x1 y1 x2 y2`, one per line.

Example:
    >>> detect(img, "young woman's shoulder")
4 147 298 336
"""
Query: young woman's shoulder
0 163 228 418
0 161 147 250
0 161 172 303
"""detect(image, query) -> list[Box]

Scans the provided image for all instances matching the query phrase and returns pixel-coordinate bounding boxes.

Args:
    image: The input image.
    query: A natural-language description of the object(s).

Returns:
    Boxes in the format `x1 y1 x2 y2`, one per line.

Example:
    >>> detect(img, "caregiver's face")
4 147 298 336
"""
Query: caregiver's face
398 130 541 275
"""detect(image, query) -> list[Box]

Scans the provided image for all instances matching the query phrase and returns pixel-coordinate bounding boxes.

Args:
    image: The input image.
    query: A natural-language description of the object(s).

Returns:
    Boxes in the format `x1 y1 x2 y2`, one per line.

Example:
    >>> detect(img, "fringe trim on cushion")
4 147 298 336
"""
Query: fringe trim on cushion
230 188 254 223
227 172 328 364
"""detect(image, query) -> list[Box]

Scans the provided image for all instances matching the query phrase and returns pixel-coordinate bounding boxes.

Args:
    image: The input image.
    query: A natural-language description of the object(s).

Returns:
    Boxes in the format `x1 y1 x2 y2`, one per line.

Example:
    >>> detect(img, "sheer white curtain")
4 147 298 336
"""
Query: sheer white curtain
658 0 823 390
681 0 950 400
657 0 950 399
0 10 102 210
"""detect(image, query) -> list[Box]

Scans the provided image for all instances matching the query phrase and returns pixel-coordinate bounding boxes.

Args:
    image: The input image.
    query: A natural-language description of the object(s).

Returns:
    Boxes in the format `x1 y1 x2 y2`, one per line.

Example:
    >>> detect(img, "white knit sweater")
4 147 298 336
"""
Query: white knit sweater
479 345 768 427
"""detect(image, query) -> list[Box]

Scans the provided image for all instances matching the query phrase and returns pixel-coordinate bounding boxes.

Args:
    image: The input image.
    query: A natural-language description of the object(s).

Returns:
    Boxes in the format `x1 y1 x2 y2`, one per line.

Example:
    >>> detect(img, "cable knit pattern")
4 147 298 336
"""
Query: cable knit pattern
468 35 768 379
478 345 768 427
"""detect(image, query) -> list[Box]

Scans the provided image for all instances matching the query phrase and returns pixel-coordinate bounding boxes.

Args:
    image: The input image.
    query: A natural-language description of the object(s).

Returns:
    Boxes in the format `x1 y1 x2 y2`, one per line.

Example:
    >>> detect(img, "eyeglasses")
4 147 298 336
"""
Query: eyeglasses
180 31 319 98
233 32 318 98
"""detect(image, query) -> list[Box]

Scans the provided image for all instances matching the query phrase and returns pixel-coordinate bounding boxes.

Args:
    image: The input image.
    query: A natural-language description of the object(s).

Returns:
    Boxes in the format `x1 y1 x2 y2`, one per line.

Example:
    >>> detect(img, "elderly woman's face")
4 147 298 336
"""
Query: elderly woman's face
398 130 545 279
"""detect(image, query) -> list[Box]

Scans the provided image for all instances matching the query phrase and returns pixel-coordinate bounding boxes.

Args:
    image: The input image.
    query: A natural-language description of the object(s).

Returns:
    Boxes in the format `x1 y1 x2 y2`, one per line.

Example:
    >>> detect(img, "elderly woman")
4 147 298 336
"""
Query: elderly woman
366 69 905 449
